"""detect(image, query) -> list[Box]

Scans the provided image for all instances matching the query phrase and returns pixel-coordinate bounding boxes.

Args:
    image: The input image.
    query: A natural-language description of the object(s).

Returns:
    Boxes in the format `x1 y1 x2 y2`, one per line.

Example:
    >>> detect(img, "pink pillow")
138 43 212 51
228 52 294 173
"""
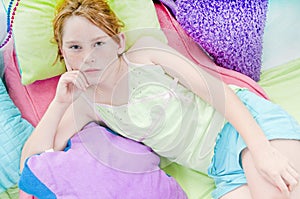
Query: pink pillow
4 41 59 127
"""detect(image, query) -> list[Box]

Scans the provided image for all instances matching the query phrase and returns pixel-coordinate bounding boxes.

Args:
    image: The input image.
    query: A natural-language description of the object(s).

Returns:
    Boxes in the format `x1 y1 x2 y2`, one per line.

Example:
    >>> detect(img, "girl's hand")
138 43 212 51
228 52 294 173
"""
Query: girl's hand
54 70 89 104
251 143 299 197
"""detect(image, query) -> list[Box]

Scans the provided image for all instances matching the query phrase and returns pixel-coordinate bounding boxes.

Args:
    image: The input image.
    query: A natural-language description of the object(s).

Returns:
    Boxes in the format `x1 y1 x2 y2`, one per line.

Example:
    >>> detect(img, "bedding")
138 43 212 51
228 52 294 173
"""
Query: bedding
0 78 33 193
19 122 187 199
0 1 299 199
5 2 268 199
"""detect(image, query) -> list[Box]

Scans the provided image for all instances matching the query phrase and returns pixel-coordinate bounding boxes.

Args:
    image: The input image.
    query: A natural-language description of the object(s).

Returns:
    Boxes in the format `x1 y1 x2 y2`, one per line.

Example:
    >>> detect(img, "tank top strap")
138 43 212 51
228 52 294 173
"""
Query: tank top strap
122 53 147 67
122 53 130 65
170 77 179 91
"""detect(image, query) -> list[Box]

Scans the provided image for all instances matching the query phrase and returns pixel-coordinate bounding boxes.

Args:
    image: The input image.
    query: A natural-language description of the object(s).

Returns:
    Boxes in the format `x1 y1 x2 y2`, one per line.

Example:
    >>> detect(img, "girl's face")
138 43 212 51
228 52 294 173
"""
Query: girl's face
61 16 124 85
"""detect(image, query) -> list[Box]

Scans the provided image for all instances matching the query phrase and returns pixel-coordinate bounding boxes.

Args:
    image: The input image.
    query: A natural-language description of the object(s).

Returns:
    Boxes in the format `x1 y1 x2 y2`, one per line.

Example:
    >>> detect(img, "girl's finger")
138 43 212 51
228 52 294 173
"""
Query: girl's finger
274 175 290 197
78 71 89 87
63 71 87 90
76 72 89 89
282 170 298 191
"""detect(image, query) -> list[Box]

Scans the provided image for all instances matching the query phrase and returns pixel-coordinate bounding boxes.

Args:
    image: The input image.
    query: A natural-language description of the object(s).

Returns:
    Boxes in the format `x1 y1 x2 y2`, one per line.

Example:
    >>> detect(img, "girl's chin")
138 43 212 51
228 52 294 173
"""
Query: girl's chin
87 79 101 86
83 72 103 84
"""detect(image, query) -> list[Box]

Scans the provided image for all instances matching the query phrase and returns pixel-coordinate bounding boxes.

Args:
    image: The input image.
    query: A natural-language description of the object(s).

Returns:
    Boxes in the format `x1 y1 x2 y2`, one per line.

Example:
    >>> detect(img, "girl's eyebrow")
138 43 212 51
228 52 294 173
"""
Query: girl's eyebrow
90 36 108 42
64 40 80 44
64 36 108 44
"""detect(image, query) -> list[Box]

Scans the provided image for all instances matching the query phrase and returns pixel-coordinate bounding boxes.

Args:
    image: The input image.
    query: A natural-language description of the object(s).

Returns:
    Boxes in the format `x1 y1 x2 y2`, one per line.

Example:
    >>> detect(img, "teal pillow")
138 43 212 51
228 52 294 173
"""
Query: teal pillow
0 78 34 193
12 0 166 85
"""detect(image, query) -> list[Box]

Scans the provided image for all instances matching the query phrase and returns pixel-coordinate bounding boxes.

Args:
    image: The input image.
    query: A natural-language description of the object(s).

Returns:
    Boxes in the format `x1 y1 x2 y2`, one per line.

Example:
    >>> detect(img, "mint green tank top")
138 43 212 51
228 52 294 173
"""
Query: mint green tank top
94 53 229 173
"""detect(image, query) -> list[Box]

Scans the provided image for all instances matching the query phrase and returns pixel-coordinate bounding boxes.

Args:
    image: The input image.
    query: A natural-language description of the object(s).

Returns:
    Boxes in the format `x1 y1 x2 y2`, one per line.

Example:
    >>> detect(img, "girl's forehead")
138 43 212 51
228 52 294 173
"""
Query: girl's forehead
62 16 108 40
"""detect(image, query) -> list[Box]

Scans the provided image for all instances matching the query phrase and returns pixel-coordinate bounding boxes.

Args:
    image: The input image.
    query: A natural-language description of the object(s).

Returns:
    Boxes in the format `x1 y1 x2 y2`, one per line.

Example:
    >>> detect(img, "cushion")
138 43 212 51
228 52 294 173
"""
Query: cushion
3 40 59 127
107 0 167 50
12 0 166 85
0 185 19 199
19 122 187 199
0 78 34 193
156 3 268 99
175 0 268 82
262 0 300 70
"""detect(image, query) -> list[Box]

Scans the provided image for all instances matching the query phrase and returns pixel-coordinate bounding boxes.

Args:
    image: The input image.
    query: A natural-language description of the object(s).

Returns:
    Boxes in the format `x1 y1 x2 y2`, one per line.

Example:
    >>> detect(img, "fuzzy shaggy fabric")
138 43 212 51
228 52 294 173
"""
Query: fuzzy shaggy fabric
176 0 268 81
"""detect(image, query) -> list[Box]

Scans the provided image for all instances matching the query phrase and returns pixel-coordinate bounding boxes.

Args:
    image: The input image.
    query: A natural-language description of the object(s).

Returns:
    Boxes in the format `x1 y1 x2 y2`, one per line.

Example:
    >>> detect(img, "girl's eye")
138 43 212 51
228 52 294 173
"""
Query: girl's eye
95 41 105 47
70 45 81 50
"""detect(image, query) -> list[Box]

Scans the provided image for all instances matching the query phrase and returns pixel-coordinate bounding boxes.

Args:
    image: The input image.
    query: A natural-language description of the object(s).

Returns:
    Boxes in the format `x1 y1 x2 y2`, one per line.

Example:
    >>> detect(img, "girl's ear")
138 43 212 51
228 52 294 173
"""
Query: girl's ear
117 33 126 55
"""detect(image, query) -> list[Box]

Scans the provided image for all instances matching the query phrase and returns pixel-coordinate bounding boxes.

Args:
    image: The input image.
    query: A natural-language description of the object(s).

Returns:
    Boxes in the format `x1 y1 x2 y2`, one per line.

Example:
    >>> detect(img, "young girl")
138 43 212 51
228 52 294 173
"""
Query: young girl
20 0 300 198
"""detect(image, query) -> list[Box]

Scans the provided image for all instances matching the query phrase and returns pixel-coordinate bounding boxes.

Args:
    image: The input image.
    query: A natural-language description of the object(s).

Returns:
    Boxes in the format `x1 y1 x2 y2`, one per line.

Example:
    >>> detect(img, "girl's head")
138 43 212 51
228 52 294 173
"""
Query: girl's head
53 0 124 63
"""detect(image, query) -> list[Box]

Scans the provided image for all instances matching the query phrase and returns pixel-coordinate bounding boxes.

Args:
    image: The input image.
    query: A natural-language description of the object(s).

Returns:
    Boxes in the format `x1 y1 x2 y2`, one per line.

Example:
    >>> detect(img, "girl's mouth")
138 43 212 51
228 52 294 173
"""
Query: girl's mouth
83 69 101 73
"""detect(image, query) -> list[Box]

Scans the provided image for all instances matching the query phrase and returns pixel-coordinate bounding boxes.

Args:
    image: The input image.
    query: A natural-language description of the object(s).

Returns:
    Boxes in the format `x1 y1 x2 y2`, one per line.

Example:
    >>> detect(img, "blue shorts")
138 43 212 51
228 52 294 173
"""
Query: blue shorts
207 89 300 199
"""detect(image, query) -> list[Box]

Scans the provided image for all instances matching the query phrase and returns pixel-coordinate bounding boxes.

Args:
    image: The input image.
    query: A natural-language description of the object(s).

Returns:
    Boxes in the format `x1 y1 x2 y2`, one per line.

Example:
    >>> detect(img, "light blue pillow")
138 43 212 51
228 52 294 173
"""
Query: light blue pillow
262 0 300 70
0 78 33 193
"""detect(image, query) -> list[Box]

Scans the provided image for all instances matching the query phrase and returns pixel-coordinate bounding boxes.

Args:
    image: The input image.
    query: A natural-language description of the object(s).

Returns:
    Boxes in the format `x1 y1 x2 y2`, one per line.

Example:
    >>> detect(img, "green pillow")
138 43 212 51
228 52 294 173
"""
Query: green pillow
107 0 167 50
12 0 166 85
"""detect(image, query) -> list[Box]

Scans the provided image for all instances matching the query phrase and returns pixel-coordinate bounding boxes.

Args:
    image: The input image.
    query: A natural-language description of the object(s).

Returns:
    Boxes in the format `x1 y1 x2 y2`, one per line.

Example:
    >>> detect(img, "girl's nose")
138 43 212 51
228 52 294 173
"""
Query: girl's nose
83 49 96 65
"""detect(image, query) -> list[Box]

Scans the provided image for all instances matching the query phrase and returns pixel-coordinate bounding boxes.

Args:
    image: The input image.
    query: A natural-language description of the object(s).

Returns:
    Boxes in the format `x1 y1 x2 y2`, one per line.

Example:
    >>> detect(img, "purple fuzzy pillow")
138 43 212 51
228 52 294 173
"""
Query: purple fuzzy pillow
176 0 268 81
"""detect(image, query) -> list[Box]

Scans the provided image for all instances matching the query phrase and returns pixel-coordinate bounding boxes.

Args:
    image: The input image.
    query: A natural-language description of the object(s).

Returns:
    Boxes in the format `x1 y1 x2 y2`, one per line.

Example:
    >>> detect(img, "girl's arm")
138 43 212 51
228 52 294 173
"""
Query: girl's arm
129 36 269 155
128 36 298 194
20 71 89 171
20 101 69 171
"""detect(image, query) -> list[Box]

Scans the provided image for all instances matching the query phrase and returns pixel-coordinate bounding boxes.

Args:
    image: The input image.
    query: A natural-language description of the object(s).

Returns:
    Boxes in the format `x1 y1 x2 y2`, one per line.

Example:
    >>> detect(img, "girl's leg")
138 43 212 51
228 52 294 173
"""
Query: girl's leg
241 139 300 198
220 185 252 199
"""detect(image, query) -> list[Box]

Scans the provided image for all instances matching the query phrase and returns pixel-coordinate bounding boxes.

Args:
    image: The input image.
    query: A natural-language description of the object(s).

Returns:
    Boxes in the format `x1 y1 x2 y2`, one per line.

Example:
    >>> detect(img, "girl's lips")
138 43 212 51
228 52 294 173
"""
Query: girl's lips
83 69 101 73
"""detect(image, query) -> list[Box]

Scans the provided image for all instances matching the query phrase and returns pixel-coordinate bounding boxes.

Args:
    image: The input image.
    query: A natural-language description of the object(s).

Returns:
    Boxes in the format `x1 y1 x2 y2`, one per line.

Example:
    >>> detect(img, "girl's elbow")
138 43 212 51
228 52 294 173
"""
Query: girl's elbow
53 136 68 151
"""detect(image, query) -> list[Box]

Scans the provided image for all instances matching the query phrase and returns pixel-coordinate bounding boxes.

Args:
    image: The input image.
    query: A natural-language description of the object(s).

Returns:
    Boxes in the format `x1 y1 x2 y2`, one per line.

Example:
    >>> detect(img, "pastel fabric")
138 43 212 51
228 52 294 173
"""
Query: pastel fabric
12 0 166 85
176 0 268 81
19 122 187 199
0 78 33 193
